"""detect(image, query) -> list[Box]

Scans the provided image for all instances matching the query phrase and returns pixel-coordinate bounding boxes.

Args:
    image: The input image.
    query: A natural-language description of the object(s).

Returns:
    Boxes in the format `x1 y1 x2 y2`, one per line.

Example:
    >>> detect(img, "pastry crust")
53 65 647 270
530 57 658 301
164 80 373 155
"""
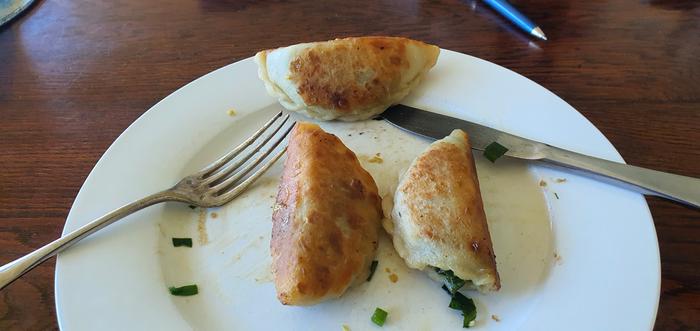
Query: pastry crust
255 36 439 121
271 122 383 305
388 129 500 292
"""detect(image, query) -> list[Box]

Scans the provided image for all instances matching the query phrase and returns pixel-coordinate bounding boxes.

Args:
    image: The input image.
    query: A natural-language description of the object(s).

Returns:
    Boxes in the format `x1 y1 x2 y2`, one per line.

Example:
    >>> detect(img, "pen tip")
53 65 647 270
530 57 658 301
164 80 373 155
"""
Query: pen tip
532 27 547 41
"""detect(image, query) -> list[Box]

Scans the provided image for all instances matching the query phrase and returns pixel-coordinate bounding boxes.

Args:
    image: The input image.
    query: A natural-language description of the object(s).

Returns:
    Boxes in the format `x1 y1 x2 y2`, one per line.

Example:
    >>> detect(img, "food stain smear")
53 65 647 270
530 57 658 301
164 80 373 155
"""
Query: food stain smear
197 208 209 245
253 263 274 283
368 153 383 163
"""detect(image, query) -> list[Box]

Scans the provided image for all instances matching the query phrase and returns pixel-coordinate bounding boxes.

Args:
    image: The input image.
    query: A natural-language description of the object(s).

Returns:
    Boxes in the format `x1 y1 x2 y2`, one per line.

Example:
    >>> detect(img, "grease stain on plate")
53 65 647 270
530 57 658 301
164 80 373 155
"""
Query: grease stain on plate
197 208 209 245
157 107 553 330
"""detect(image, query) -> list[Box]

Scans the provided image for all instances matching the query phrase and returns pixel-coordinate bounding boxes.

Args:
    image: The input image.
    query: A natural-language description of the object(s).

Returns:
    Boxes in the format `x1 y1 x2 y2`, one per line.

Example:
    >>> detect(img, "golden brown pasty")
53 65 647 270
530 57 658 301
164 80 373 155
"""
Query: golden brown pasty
271 122 383 305
386 129 500 292
255 36 439 121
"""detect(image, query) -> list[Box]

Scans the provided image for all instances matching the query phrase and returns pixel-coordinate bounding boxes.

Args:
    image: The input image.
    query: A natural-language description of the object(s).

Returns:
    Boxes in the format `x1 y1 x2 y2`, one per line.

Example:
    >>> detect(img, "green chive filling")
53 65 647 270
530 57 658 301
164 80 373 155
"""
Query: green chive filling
172 237 193 247
367 260 379 281
448 290 477 327
438 269 477 328
371 307 388 326
435 267 466 294
168 284 198 296
483 142 508 162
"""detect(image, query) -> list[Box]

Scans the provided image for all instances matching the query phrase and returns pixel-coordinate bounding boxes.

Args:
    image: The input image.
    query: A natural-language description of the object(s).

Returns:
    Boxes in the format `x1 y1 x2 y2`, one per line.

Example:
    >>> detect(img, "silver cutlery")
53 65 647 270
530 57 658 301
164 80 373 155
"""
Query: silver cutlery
383 104 700 208
0 111 295 290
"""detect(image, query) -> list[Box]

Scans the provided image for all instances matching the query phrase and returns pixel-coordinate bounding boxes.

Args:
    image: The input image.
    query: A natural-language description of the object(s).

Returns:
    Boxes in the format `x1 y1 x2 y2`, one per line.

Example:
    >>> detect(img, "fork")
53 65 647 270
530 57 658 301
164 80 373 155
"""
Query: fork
0 111 295 290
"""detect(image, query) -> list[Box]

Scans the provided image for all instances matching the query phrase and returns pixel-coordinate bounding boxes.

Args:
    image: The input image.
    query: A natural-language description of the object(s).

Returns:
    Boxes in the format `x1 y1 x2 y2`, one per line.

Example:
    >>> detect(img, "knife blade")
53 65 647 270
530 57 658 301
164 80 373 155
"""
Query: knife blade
382 104 700 208
383 104 549 160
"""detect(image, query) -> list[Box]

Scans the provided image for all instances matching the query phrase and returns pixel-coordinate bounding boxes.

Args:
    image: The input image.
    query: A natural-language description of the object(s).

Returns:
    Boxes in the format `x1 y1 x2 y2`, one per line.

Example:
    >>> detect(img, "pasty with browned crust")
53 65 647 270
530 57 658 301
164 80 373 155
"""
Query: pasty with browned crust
271 122 383 305
255 36 439 121
387 129 500 292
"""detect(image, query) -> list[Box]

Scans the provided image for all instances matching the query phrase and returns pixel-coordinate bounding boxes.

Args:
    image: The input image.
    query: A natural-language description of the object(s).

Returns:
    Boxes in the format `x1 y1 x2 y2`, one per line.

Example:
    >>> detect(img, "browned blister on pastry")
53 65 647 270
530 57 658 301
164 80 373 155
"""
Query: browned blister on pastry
271 122 383 305
388 129 500 292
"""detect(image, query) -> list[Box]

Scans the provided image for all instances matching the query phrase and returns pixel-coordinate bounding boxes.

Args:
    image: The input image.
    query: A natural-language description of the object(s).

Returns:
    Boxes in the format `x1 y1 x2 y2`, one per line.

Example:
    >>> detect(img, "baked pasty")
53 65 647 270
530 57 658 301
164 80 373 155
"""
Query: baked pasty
255 36 439 121
271 122 383 305
387 129 500 292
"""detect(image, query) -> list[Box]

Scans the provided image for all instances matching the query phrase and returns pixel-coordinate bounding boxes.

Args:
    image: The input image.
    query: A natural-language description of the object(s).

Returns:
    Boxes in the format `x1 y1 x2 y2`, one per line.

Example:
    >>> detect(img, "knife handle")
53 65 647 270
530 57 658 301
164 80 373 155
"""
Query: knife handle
541 146 700 208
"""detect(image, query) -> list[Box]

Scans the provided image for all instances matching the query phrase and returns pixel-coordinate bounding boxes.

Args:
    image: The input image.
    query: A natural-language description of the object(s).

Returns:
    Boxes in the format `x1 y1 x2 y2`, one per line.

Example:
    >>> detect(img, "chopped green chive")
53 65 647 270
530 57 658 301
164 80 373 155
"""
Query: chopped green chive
441 284 452 295
367 260 379 281
188 205 197 209
483 142 508 163
453 292 477 328
371 307 388 326
442 285 477 328
435 268 466 294
450 292 476 321
554 193 560 199
168 284 198 296
172 237 193 247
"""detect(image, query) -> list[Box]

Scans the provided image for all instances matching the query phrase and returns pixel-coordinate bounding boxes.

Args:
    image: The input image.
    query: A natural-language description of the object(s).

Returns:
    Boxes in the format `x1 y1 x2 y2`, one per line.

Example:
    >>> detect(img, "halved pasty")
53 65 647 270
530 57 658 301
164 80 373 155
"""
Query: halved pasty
271 122 383 305
387 129 500 292
255 36 439 121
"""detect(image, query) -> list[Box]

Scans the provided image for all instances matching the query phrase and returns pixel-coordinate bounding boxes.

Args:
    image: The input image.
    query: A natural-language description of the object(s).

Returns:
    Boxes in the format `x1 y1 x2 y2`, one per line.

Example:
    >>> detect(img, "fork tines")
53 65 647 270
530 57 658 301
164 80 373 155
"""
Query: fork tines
199 111 294 200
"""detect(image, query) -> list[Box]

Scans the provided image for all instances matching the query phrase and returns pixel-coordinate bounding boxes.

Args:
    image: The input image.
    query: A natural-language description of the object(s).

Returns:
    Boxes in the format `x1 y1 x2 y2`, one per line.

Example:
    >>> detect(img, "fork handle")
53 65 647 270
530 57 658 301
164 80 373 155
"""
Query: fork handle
0 191 177 290
542 146 700 208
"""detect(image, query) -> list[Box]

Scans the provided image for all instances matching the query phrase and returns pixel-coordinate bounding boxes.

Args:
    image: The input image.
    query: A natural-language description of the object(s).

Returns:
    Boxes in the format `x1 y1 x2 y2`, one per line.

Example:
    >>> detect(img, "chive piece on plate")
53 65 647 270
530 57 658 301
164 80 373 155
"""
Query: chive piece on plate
442 283 477 328
371 307 388 326
446 290 477 328
172 237 193 247
168 284 198 296
483 142 508 163
441 284 452 295
367 260 379 281
435 268 466 294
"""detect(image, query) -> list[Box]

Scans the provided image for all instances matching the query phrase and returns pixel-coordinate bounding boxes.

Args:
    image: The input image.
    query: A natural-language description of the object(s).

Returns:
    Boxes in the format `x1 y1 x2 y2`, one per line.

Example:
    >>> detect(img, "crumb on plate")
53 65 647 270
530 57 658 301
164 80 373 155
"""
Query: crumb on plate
553 252 563 265
227 108 237 116
491 314 500 322
389 273 398 283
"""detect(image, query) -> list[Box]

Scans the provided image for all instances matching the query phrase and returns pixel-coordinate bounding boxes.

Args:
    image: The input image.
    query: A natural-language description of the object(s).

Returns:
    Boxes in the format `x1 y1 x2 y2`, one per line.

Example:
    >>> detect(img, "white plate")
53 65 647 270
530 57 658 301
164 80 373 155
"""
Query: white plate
55 50 660 331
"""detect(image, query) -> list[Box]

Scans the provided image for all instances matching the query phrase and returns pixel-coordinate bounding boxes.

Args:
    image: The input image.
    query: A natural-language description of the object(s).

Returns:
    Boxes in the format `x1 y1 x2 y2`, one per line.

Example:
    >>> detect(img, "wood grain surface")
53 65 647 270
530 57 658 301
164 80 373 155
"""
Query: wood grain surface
1 0 698 330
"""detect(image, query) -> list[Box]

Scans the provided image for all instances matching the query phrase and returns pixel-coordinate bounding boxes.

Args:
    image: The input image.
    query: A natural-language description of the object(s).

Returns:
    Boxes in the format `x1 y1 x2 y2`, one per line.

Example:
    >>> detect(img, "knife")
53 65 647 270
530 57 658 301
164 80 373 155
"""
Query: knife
383 104 700 208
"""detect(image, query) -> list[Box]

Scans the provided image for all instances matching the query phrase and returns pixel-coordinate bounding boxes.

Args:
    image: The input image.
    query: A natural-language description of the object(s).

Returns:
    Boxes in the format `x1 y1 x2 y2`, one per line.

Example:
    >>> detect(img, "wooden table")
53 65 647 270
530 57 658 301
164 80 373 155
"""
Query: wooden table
1 0 698 329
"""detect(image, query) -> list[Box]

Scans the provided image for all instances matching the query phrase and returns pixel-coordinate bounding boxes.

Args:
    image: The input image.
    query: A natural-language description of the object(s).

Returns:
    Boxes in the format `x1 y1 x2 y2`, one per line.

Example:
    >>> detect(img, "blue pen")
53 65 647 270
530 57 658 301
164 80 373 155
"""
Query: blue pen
482 0 547 40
